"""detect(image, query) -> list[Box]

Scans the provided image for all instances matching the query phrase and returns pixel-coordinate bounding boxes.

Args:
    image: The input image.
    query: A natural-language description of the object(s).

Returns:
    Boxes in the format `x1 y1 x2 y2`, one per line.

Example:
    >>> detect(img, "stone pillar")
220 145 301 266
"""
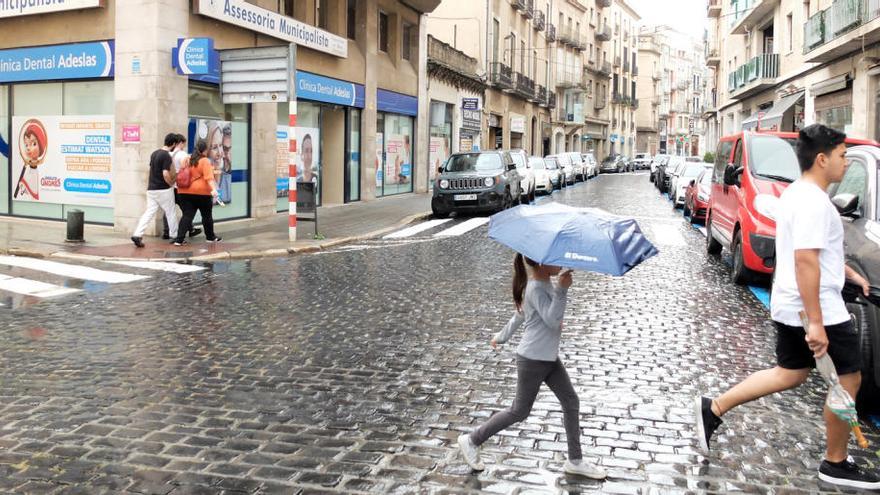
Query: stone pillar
361 0 379 200
113 0 189 233
414 14 429 194
251 102 279 219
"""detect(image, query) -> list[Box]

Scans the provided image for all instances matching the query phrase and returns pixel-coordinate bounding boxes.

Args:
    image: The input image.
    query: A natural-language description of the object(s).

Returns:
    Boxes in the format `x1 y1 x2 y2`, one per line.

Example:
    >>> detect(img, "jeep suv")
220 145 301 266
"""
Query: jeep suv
432 151 522 218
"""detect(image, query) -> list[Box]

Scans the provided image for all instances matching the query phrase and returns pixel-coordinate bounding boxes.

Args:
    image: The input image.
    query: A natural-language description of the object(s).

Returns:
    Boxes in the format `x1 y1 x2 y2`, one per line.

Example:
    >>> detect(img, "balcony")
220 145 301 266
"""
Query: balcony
546 23 557 42
638 38 662 54
511 0 527 12
535 85 548 106
515 72 536 100
523 0 533 18
652 69 661 81
706 47 721 67
613 55 621 68
490 62 514 91
598 61 612 77
533 9 545 31
803 0 880 63
731 0 781 35
707 0 721 17
728 53 779 99
612 92 624 104
677 80 689 90
598 0 611 7
558 26 576 46
549 92 557 109
631 99 639 109
596 23 612 41
556 70 579 88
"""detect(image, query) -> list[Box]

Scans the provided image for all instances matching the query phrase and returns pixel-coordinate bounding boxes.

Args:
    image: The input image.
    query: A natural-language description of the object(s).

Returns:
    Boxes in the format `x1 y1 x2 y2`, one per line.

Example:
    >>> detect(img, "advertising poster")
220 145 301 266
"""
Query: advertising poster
276 126 288 198
196 119 233 204
384 134 411 185
429 136 449 183
11 115 113 207
375 133 384 188
295 126 320 204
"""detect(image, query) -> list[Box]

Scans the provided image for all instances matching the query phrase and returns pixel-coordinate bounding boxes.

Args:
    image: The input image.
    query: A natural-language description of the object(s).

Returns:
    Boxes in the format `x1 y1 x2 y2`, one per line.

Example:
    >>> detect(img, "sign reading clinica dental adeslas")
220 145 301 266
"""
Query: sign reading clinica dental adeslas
0 41 114 83
0 0 104 19
194 0 347 58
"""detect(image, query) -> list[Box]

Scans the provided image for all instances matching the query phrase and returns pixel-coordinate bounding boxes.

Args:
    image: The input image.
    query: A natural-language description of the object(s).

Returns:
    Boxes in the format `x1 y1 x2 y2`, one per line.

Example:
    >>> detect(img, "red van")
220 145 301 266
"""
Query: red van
706 131 877 284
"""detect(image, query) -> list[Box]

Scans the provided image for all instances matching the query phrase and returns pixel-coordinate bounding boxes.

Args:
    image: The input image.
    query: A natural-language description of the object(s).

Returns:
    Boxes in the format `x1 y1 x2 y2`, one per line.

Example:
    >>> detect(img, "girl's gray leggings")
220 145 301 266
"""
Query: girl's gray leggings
470 355 582 460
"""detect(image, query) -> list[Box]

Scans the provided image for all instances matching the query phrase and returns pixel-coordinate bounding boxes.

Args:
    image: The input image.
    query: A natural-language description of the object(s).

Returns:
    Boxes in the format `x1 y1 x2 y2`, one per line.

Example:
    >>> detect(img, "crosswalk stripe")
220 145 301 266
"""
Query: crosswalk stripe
0 256 148 284
0 274 80 298
433 217 490 237
383 218 453 239
104 260 206 274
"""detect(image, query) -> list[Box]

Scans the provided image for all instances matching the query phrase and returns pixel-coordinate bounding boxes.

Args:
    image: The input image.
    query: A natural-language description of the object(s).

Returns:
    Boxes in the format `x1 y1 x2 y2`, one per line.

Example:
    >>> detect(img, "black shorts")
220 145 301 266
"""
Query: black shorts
775 319 862 375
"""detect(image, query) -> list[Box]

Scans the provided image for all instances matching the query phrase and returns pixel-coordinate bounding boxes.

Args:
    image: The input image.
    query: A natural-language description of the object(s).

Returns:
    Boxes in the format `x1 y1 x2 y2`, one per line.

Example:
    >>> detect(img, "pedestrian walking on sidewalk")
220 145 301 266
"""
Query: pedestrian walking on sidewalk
695 124 880 491
131 133 182 248
162 134 201 240
173 140 221 246
457 253 606 479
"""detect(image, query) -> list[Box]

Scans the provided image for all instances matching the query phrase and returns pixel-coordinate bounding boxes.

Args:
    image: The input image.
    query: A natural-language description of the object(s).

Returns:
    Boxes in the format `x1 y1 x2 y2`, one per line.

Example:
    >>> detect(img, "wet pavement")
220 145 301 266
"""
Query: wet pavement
0 173 877 494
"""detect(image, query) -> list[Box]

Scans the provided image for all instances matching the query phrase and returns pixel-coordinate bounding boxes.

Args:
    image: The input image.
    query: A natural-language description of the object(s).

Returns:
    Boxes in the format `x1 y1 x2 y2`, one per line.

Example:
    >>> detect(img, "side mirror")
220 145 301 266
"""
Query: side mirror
507 162 516 171
437 166 444 175
832 193 860 218
723 164 743 186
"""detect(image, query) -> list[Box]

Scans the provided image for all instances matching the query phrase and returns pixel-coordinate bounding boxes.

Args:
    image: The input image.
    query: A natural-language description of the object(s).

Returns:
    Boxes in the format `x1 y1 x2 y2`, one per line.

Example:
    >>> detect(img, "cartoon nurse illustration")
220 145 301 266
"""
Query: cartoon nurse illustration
14 119 48 201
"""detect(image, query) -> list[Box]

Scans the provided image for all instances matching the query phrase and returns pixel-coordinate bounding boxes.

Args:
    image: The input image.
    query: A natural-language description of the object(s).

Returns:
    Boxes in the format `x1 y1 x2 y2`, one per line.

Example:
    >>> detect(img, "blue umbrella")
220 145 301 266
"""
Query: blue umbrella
488 202 658 276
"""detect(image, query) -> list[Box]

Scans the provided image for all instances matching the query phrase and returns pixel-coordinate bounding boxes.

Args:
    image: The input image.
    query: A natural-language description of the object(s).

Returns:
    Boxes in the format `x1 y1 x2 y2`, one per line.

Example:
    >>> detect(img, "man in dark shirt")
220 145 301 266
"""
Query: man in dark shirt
131 133 180 248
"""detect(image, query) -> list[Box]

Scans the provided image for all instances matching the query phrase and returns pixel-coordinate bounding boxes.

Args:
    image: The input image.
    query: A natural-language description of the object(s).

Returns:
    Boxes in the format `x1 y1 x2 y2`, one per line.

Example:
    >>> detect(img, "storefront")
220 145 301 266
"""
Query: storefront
429 100 453 189
275 71 364 210
0 41 116 223
510 113 525 149
813 75 853 134
489 114 503 150
376 89 417 197
460 98 481 154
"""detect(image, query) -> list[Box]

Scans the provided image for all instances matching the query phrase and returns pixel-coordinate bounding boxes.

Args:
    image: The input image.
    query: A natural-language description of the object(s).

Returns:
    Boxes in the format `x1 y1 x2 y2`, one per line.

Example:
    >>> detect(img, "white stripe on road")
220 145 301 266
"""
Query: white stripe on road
384 218 453 239
0 256 148 284
0 274 80 298
433 217 490 237
104 260 206 274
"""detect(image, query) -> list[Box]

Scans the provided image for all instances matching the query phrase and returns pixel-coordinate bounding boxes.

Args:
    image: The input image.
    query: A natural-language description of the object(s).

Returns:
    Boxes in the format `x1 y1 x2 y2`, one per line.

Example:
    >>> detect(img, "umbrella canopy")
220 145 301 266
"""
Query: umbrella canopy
488 202 658 276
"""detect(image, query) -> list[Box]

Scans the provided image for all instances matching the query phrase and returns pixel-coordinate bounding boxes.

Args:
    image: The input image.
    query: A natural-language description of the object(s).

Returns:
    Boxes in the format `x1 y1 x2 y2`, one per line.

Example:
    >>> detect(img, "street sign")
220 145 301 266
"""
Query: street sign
219 45 295 104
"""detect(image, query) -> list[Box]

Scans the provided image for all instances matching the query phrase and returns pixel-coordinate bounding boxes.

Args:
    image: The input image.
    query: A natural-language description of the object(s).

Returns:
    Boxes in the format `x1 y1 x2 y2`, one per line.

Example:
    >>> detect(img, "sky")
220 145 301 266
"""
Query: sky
628 0 708 42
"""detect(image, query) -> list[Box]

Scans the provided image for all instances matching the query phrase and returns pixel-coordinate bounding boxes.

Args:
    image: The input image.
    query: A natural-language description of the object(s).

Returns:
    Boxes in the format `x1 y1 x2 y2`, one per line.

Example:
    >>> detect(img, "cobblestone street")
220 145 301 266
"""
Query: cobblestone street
0 173 877 494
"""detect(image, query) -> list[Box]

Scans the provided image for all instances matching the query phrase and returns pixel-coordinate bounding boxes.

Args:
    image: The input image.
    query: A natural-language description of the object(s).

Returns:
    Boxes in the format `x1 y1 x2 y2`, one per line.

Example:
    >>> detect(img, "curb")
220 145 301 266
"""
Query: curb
8 211 433 263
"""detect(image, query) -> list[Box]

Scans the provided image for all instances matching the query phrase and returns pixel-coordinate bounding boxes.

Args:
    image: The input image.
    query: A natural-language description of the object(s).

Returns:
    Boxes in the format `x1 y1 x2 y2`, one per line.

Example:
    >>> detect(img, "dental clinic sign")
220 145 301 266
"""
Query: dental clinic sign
194 0 347 58
0 0 103 18
0 41 114 84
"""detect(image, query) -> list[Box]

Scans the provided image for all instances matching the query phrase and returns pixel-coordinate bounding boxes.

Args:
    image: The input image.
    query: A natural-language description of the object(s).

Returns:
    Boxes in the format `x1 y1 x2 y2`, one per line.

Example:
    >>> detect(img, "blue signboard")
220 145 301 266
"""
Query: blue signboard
296 71 365 108
377 89 418 116
172 38 215 75
0 41 114 84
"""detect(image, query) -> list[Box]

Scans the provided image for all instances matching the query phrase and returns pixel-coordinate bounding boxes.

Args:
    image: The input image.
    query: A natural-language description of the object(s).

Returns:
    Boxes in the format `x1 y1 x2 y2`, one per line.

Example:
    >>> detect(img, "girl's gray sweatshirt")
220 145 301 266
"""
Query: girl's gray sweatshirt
494 279 568 362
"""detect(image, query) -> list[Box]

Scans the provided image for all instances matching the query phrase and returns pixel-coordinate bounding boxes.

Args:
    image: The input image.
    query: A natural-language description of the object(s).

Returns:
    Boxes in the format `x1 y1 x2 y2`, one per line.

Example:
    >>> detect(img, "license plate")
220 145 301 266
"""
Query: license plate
454 194 477 201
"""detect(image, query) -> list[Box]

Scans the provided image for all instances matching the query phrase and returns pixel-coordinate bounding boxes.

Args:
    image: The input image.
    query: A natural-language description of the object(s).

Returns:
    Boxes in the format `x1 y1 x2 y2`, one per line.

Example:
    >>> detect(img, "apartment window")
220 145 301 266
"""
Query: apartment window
280 0 294 16
317 0 328 30
402 23 413 61
509 33 516 68
493 18 500 64
803 0 810 20
786 13 793 52
347 0 357 39
590 8 594 25
533 50 538 79
520 40 526 74
379 11 388 53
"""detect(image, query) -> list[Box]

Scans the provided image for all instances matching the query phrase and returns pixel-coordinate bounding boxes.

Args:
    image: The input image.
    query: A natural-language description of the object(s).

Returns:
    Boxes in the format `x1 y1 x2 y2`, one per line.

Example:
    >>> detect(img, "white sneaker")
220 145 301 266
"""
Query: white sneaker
564 459 606 479
457 434 485 471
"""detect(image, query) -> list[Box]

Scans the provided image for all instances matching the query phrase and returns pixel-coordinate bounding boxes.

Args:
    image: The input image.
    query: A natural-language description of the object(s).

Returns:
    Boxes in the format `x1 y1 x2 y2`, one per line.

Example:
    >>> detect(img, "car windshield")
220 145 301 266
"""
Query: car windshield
683 163 705 178
601 156 616 164
748 136 800 183
510 153 527 169
444 153 503 172
700 169 713 186
529 158 546 169
544 158 557 169
636 153 648 159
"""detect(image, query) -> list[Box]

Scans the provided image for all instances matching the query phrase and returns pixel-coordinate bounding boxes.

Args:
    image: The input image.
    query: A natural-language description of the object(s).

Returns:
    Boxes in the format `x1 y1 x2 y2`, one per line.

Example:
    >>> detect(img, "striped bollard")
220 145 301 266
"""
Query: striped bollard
288 100 298 242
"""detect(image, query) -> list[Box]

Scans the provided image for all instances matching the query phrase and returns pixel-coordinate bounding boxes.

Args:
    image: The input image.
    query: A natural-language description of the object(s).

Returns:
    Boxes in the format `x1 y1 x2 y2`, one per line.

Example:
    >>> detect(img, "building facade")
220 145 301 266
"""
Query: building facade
607 0 640 157
636 26 705 157
0 0 439 231
703 0 880 155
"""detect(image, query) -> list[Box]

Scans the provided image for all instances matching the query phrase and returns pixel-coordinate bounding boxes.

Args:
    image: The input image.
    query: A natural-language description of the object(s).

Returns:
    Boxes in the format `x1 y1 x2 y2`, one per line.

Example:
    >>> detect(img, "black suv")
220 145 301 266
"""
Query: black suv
432 151 523 218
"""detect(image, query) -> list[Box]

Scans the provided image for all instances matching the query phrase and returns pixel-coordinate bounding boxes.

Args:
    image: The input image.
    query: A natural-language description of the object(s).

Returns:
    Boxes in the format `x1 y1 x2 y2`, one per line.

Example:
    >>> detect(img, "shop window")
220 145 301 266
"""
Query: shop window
379 11 389 53
347 108 361 202
347 0 357 40
0 86 8 215
402 23 413 61
376 112 414 197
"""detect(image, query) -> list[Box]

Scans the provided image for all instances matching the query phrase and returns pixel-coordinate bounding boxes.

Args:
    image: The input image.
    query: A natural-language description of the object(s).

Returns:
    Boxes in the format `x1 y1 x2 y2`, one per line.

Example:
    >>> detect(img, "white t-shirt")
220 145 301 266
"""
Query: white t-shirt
170 150 188 189
770 179 848 326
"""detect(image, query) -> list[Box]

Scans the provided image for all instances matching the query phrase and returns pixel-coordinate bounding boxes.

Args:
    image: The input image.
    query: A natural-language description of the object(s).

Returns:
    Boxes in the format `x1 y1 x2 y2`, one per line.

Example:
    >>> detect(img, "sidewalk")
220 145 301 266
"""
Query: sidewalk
0 193 432 262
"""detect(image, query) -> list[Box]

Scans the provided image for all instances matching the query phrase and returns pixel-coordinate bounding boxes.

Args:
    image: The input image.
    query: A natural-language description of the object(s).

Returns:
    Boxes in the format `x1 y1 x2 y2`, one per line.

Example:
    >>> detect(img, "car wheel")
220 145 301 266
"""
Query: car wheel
500 190 513 212
530 189 536 203
731 232 753 285
846 280 880 415
432 206 450 219
706 215 722 256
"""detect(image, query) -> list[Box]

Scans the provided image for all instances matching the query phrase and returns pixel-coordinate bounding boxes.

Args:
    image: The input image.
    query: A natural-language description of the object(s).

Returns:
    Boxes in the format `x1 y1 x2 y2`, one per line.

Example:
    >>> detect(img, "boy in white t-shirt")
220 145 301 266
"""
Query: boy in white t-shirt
695 124 879 490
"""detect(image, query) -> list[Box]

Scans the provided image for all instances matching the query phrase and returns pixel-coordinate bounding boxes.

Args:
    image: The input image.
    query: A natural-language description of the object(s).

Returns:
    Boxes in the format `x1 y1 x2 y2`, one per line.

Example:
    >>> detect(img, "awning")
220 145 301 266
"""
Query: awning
742 91 804 131
810 74 850 97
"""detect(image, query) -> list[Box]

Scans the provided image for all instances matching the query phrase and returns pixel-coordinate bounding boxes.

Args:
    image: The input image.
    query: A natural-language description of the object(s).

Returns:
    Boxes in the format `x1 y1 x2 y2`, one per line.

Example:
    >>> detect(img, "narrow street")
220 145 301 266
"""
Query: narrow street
0 173 876 494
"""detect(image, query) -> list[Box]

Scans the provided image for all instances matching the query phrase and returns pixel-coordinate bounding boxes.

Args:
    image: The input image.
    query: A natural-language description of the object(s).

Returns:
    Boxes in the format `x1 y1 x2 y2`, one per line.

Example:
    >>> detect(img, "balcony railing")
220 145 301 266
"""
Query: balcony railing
613 55 621 68
652 69 661 81
490 62 514 90
515 72 536 100
598 0 611 7
631 99 639 109
707 0 721 17
535 85 548 105
556 70 578 88
523 0 533 18
546 23 557 42
548 93 557 109
596 23 612 41
677 80 688 90
804 0 880 54
728 53 779 93
558 26 575 46
598 61 612 76
612 92 624 104
706 47 721 66
533 9 545 31
651 95 660 106
511 0 526 12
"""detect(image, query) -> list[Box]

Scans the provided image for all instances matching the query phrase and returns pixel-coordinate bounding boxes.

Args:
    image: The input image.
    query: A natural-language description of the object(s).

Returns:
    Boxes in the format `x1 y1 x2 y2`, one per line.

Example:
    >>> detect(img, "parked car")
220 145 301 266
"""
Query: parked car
686 156 703 163
600 154 625 173
529 156 554 195
544 156 565 190
551 153 576 185
566 152 587 181
650 154 670 182
672 163 711 208
660 156 686 193
826 144 880 414
581 152 598 178
431 151 522 218
507 149 536 203
705 131 877 284
684 166 713 223
633 152 652 170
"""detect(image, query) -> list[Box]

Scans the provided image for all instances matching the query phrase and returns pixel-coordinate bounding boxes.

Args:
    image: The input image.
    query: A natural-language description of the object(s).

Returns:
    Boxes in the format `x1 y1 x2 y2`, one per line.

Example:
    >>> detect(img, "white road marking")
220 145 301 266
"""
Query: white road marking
0 274 80 298
0 256 149 284
383 218 453 239
104 260 206 274
433 217 491 237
